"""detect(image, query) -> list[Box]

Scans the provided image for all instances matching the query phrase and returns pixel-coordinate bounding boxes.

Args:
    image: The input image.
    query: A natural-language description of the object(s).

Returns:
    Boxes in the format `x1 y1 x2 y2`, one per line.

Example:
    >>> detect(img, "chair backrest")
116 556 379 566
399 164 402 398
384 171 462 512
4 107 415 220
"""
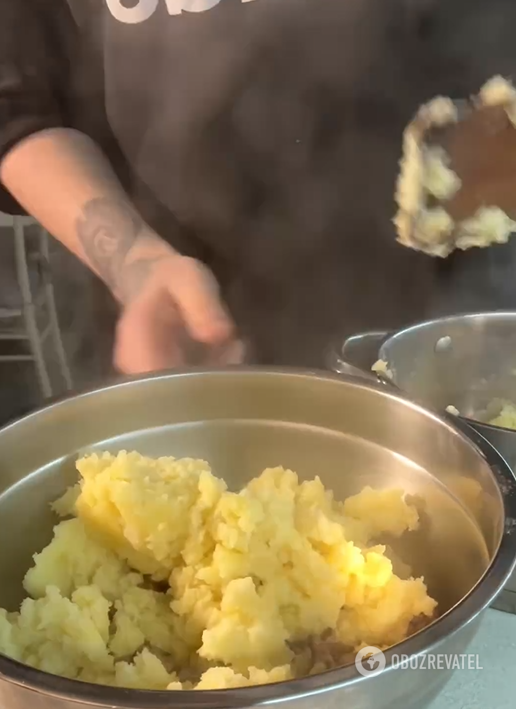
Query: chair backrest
0 211 15 227
0 212 38 228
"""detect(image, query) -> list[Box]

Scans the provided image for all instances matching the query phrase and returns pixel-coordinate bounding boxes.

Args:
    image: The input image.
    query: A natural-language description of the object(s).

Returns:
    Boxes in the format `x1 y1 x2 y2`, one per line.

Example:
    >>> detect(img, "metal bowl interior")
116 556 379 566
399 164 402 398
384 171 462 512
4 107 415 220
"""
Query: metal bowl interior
0 368 512 707
377 312 516 425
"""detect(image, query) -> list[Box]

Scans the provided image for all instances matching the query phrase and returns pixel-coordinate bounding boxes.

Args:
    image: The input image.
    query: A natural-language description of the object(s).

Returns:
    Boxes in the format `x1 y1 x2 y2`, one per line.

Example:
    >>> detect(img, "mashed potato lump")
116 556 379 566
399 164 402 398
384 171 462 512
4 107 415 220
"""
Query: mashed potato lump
0 452 437 690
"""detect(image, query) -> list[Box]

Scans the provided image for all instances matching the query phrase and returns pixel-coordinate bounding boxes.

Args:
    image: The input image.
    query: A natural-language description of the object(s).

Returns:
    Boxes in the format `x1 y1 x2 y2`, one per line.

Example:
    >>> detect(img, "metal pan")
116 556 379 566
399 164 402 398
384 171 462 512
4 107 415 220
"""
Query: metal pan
0 368 515 709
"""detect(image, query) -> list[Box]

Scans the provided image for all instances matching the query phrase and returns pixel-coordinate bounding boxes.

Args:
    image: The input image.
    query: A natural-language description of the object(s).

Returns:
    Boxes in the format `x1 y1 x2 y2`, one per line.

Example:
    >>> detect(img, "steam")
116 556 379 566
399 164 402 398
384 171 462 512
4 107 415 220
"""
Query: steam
35 0 516 388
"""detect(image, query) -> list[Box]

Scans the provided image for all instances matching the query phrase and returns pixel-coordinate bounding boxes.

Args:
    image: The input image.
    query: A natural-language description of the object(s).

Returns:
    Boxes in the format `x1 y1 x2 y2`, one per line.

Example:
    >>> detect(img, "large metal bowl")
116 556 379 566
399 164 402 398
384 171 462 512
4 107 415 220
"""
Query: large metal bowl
0 368 515 709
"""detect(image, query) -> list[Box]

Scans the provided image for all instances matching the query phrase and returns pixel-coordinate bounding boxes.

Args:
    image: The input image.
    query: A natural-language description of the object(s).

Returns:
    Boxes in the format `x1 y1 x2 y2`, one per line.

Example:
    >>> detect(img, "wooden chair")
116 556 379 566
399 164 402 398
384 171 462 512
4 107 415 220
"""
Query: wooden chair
0 212 73 399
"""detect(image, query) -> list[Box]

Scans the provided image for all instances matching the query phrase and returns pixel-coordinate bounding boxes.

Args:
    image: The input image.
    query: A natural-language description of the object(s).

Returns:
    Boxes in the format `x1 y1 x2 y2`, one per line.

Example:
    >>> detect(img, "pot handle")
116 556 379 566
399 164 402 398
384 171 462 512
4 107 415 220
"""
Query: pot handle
326 332 400 391
327 330 392 377
341 330 392 368
327 354 382 383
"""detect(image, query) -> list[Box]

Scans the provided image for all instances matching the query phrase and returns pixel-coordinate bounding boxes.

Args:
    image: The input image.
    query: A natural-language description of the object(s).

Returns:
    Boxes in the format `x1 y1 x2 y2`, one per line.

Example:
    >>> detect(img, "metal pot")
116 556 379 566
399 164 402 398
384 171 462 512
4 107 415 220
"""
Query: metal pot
328 311 516 608
0 368 515 709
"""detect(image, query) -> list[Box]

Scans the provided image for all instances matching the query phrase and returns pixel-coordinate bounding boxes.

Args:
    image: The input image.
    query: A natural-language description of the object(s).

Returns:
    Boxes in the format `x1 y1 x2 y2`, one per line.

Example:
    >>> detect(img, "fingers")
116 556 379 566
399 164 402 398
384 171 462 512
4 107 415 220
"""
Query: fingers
206 338 246 366
114 271 246 374
114 288 184 374
224 339 246 365
114 255 245 375
169 258 236 345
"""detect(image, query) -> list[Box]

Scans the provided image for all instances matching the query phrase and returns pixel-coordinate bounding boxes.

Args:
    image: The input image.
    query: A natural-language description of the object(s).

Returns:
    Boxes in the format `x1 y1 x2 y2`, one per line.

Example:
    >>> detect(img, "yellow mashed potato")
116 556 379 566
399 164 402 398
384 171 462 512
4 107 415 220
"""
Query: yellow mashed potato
0 452 437 690
488 403 516 430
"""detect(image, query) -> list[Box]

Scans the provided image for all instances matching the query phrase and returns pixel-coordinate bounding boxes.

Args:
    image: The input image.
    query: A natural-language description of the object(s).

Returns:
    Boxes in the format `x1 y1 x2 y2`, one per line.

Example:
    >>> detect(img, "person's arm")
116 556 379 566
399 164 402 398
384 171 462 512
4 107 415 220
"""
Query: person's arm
1 128 178 304
1 127 241 370
0 0 241 372
0 0 174 296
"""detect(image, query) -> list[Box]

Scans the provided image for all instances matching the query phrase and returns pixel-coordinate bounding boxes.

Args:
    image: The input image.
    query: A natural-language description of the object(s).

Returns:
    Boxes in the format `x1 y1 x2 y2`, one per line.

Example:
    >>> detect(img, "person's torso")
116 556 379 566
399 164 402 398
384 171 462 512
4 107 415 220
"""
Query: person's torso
65 0 516 364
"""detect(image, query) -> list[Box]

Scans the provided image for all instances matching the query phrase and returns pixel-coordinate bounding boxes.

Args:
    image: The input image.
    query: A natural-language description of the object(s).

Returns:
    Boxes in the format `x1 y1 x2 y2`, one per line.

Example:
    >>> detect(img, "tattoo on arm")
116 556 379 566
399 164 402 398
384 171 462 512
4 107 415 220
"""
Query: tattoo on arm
76 197 144 289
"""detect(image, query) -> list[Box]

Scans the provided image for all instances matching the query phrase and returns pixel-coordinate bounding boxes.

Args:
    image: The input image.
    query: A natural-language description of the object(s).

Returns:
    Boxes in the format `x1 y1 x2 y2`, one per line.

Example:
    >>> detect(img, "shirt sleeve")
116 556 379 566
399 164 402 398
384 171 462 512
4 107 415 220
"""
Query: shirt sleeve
0 0 72 214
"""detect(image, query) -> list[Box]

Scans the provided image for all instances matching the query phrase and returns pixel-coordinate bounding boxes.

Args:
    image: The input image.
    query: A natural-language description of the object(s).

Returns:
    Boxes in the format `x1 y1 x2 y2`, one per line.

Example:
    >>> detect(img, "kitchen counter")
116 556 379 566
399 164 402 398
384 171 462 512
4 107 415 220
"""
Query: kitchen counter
431 609 516 709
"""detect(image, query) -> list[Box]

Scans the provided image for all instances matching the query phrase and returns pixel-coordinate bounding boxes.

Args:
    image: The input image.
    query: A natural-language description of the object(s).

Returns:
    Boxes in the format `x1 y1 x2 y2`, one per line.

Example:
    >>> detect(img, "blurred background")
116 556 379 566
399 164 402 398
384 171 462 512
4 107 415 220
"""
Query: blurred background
0 222 115 425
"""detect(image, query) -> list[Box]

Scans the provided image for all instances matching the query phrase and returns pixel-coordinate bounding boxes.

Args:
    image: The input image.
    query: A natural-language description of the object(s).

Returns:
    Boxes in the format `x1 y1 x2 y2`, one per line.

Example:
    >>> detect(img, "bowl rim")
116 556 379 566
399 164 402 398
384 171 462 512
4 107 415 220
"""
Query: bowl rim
0 366 515 706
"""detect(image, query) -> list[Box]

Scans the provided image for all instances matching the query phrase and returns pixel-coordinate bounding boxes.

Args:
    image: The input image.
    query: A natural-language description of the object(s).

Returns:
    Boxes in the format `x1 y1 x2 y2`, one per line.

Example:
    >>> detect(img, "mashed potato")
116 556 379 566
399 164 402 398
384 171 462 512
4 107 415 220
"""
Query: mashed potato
488 403 516 430
0 452 437 690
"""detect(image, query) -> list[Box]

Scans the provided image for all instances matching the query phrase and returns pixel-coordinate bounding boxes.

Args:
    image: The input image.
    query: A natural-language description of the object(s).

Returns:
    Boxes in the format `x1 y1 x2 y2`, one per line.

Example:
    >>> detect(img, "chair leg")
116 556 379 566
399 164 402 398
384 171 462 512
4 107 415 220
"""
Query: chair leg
39 227 73 390
14 219 53 399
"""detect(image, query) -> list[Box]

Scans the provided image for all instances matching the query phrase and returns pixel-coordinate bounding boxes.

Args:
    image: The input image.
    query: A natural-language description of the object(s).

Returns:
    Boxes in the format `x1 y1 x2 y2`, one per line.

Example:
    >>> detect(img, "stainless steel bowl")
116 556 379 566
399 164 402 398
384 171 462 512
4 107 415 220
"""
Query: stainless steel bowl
331 313 516 469
329 311 516 605
0 368 515 709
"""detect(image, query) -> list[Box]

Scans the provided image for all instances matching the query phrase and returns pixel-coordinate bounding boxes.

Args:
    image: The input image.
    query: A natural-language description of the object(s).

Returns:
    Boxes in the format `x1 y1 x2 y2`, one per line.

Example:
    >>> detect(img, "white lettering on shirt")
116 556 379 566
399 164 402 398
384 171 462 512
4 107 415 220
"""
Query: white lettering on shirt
165 0 221 14
105 0 159 24
106 0 257 23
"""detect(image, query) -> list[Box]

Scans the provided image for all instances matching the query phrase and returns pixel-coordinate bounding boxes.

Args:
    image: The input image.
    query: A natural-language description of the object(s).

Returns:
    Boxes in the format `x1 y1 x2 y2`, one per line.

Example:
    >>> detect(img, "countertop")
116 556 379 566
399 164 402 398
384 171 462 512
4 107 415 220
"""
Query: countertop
430 609 516 709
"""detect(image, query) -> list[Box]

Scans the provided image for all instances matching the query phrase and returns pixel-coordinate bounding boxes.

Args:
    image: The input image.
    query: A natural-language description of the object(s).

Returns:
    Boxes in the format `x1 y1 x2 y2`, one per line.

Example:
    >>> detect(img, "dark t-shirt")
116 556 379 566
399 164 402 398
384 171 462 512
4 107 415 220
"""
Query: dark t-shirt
3 0 516 366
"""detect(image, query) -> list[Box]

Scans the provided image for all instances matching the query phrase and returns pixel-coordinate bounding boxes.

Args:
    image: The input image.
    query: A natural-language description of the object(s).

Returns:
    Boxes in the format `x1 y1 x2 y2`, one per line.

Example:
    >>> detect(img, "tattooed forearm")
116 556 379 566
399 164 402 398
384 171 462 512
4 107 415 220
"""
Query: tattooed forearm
75 197 144 289
75 195 180 304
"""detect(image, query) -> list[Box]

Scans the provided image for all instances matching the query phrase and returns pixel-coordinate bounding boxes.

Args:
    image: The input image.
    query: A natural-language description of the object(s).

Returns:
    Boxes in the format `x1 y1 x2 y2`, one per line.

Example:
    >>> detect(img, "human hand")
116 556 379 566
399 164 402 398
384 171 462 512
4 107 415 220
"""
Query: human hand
113 243 244 375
